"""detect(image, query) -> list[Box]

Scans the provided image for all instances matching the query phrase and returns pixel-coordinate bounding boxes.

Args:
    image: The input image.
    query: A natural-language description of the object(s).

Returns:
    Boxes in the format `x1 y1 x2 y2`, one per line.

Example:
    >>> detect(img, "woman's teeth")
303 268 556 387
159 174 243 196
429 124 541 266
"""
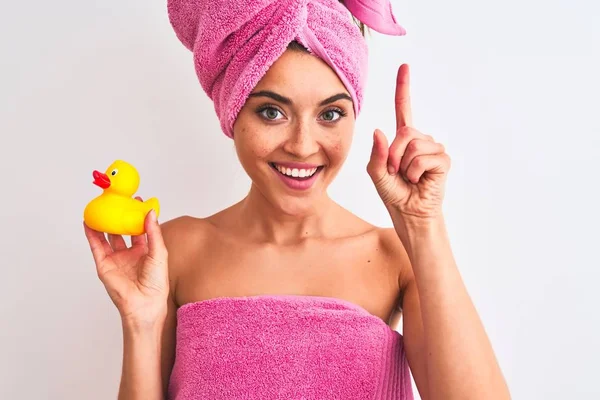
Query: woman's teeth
274 164 318 178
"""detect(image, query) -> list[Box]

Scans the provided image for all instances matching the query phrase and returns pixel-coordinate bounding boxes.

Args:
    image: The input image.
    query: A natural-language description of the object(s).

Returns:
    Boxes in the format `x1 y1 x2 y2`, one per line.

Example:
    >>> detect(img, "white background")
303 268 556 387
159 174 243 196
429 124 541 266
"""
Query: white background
1 0 598 398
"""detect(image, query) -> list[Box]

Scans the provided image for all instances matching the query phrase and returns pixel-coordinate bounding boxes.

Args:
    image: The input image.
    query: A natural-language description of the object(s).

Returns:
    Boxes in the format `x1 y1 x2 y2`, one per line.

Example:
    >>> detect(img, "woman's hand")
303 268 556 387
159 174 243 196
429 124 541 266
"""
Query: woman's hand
84 197 169 326
367 64 451 221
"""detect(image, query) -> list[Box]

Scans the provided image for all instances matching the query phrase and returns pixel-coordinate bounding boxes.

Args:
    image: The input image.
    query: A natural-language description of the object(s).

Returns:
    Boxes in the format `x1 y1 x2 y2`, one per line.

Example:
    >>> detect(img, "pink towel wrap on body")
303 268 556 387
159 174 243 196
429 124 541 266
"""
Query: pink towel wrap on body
167 0 406 138
168 295 414 399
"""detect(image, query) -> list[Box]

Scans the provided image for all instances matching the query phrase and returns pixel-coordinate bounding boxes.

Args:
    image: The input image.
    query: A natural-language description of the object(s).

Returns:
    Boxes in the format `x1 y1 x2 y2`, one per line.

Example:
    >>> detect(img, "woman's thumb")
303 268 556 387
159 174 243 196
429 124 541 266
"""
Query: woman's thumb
367 129 390 183
145 210 167 262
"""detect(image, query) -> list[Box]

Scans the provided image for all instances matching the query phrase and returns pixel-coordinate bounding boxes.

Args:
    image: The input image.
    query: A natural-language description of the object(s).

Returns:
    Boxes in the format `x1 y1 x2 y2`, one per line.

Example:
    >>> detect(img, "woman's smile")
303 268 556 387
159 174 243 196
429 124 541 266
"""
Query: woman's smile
269 162 325 190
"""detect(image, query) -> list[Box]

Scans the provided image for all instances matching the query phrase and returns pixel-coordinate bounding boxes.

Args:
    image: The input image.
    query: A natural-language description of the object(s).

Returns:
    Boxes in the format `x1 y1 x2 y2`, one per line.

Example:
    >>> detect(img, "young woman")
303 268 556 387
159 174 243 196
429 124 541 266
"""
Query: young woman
83 0 510 398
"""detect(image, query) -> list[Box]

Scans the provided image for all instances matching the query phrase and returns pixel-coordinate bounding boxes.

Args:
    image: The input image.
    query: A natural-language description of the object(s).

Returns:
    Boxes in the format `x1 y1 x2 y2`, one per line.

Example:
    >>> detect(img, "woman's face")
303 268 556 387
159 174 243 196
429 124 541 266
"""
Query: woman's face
233 49 355 216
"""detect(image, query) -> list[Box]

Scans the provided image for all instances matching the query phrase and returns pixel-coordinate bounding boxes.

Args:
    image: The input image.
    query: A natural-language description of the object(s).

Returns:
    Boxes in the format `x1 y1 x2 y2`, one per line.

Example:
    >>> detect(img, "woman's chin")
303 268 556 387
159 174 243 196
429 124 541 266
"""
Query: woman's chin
274 195 320 217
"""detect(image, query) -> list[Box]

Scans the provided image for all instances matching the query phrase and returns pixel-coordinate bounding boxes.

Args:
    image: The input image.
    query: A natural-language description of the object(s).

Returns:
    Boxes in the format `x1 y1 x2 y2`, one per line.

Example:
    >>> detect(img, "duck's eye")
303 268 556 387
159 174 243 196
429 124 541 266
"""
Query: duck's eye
111 169 118 176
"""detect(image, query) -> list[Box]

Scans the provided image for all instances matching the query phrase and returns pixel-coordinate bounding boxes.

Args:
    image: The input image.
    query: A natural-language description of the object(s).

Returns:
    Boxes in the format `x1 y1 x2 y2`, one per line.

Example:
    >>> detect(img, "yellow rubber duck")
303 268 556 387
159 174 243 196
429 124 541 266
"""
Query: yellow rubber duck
83 160 160 235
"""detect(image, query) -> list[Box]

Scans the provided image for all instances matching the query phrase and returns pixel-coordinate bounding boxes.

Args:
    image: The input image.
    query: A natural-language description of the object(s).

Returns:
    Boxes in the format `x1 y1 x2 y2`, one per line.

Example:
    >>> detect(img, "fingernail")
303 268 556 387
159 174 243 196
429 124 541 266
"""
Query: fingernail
388 165 396 175
149 209 156 221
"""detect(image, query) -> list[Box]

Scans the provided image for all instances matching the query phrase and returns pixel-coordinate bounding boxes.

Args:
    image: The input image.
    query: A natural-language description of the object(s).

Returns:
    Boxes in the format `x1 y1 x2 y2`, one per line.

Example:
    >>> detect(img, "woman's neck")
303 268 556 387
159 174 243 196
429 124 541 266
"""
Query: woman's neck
236 184 339 245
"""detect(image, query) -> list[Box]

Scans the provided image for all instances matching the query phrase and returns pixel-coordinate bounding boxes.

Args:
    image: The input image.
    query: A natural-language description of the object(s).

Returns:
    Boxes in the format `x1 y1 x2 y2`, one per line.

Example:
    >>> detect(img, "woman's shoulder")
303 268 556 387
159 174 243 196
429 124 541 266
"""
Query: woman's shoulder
341 213 411 307
160 214 215 245
348 208 410 276
375 226 413 294
159 203 240 244
160 212 234 259
158 214 217 284
337 206 402 248
337 209 410 273
375 226 407 256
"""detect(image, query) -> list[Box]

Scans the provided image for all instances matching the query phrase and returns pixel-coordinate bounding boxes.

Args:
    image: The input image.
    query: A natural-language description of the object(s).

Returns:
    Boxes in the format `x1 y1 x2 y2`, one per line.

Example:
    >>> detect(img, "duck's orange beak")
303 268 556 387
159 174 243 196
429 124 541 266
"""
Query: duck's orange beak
92 170 111 189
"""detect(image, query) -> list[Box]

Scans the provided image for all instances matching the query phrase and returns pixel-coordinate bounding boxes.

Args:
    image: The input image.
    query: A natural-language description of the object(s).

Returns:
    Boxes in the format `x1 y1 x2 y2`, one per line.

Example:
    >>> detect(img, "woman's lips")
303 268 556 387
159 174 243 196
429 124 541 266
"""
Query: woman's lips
270 163 323 191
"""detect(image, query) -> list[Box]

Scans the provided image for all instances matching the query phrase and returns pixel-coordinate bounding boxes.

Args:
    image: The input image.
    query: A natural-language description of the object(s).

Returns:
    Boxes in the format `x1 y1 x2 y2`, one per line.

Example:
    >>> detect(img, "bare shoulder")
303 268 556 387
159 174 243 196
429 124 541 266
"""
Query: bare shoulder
160 215 215 251
335 206 411 285
376 227 407 261
159 215 216 300
160 215 214 252
375 227 414 303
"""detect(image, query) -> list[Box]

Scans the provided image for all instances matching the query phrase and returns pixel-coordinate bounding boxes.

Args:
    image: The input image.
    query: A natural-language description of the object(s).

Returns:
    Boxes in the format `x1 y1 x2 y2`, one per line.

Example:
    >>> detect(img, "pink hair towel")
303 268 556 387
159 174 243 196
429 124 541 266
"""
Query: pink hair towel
167 0 406 138
168 295 414 399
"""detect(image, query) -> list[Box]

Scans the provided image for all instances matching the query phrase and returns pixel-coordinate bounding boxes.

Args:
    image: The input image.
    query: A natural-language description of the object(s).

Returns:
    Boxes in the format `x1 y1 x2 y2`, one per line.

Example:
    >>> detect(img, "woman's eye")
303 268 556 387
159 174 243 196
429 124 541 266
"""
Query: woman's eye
259 107 283 120
320 108 345 122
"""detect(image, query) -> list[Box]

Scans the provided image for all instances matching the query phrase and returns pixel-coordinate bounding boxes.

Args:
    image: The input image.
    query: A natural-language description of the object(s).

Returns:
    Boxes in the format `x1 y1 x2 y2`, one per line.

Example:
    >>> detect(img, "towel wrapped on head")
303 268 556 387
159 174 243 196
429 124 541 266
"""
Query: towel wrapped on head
167 0 406 138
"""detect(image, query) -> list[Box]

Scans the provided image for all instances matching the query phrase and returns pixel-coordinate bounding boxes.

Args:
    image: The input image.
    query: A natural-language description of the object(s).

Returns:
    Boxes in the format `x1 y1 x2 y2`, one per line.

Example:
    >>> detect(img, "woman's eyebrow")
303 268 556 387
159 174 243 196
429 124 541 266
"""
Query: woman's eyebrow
248 91 353 106
248 90 292 104
319 93 352 106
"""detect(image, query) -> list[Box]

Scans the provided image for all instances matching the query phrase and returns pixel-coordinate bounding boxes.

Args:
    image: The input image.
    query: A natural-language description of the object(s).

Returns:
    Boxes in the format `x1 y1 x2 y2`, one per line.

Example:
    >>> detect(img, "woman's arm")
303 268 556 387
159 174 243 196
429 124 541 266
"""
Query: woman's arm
394 214 510 400
117 296 177 400
364 64 509 399
84 208 174 400
116 218 182 400
118 310 166 399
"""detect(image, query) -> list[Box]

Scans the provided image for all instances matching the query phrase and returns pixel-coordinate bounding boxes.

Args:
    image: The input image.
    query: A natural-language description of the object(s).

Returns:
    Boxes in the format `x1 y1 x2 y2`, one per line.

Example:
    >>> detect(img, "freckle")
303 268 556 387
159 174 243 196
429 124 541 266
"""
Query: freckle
367 260 371 263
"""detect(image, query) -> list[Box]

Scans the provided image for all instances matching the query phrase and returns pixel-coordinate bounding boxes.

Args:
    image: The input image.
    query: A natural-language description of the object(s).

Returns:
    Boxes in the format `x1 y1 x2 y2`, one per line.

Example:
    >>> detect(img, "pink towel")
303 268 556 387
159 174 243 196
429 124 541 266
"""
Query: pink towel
167 0 406 138
168 295 413 399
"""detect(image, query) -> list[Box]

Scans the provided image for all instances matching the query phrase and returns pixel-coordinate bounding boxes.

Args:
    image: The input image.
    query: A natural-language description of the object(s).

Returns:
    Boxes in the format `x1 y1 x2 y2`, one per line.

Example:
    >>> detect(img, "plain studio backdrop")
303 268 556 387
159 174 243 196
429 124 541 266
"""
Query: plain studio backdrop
1 0 598 398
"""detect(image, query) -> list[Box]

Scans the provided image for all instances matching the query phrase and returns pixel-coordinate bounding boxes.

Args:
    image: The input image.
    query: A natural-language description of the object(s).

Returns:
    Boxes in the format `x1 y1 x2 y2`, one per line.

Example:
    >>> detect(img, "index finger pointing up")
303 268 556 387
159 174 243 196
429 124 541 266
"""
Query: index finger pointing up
395 64 413 129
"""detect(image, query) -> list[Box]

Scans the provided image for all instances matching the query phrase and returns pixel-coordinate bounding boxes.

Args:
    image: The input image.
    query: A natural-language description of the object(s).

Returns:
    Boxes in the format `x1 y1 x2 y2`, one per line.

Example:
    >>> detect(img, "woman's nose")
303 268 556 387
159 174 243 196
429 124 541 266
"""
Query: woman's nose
282 120 320 159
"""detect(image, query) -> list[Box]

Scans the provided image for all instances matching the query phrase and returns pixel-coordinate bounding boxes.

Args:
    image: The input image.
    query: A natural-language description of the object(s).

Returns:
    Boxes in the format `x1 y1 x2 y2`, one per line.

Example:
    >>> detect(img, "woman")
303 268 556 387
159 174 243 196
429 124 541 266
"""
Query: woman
84 0 510 398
